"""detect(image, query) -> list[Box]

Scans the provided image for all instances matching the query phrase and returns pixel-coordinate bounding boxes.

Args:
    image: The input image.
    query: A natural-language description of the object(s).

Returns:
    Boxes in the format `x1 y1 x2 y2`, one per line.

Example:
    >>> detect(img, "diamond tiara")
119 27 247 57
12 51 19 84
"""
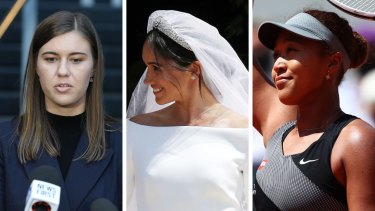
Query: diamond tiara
152 16 192 51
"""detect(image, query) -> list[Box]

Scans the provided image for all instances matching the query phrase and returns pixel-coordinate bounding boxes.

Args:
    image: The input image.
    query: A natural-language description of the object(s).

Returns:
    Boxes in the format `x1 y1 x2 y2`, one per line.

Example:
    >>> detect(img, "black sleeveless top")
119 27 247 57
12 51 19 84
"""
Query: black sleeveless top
253 114 357 211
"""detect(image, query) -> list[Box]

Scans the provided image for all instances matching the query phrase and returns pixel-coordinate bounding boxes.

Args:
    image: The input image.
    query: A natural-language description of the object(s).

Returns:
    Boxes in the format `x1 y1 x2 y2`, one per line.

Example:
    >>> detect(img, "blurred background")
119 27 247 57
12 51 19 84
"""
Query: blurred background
253 0 375 197
0 0 122 122
126 0 249 111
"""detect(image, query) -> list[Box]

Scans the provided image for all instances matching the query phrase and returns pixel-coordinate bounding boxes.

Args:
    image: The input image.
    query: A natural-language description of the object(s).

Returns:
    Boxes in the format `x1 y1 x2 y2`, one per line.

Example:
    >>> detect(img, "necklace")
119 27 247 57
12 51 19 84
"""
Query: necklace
190 104 227 126
296 109 343 135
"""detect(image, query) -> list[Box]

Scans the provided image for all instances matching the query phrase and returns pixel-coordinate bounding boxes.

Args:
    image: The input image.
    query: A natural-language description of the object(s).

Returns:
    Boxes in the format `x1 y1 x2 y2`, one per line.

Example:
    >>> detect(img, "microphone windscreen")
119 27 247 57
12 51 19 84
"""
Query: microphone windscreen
29 165 62 186
25 165 62 211
90 198 118 211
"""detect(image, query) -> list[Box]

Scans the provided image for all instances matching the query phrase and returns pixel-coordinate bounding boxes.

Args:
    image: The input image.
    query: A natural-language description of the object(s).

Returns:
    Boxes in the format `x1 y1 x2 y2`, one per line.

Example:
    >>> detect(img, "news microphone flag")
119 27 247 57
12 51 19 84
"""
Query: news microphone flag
25 165 62 211
24 180 61 211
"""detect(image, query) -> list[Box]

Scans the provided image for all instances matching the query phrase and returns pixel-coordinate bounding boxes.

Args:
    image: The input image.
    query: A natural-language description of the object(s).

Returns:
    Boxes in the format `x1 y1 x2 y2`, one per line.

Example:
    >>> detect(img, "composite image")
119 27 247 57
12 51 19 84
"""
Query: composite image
0 0 375 210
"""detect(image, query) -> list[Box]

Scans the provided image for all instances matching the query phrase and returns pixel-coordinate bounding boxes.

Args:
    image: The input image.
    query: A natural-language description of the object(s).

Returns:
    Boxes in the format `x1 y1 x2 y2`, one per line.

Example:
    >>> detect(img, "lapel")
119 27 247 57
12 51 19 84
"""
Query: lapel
23 150 71 211
64 131 114 210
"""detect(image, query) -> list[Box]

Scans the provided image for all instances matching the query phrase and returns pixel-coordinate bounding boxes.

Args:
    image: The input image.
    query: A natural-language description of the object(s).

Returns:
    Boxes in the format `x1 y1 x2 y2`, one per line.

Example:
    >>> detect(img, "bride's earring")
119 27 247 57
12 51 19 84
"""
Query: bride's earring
325 71 330 80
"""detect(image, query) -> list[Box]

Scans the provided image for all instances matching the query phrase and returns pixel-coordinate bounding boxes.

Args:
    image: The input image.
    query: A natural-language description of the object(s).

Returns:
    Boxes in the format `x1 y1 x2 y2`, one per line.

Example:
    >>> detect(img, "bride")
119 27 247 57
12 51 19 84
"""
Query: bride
127 10 249 211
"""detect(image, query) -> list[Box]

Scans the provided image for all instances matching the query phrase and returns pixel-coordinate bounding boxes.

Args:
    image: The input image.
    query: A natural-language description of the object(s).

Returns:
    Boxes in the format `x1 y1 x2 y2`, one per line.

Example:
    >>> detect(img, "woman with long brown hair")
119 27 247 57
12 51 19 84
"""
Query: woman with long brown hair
0 11 121 210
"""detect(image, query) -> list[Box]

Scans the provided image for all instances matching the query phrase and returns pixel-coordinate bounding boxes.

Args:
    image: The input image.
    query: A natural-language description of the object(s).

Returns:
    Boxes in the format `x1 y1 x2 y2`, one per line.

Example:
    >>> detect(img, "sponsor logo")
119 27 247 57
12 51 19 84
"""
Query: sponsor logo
258 160 268 170
299 158 319 165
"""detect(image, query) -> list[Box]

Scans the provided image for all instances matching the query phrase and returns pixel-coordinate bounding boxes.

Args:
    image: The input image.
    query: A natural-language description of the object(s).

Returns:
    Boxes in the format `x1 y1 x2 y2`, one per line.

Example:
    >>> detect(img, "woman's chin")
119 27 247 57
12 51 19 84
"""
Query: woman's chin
278 96 298 106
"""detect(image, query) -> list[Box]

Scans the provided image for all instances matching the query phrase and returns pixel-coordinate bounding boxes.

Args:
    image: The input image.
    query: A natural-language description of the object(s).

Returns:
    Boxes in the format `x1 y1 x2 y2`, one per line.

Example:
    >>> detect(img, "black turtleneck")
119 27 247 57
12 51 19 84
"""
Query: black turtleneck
48 112 85 180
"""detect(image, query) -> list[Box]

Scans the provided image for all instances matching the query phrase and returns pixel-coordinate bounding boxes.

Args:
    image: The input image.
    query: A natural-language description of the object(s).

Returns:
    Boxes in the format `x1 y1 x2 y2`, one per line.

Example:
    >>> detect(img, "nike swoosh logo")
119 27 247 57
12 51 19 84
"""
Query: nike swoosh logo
299 158 319 165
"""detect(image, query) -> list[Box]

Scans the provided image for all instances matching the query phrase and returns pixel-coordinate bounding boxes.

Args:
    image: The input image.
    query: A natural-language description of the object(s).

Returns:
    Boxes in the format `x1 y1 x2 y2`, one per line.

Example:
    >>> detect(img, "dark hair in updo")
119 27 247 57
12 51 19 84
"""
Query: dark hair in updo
144 29 197 70
305 9 369 76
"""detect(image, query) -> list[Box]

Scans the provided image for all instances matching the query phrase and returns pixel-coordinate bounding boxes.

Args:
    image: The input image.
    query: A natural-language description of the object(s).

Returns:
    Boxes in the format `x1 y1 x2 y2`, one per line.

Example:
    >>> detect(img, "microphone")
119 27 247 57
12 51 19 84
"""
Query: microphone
90 198 119 211
24 165 62 211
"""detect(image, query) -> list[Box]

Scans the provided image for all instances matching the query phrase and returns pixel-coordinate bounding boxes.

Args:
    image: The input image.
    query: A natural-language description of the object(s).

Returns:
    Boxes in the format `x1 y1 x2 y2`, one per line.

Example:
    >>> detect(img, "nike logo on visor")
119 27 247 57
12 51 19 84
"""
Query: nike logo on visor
299 158 319 165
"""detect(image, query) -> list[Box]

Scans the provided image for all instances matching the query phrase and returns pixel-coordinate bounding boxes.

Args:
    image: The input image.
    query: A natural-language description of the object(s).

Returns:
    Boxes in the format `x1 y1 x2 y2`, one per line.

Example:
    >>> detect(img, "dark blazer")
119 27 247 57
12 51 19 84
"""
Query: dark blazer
0 119 122 211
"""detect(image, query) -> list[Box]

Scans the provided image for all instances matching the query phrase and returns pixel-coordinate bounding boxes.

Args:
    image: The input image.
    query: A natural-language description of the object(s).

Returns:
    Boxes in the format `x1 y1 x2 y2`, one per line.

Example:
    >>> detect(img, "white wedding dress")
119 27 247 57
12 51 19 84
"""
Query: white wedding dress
127 119 248 211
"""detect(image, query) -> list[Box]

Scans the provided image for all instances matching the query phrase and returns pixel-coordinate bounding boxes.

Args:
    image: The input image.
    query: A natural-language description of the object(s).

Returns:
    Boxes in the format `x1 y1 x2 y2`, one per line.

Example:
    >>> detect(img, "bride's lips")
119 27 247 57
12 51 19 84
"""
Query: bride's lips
152 87 163 94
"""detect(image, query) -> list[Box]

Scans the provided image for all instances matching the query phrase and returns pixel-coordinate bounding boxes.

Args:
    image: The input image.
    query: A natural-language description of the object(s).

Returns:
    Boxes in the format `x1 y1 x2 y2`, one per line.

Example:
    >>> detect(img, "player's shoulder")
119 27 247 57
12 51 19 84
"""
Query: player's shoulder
338 118 375 151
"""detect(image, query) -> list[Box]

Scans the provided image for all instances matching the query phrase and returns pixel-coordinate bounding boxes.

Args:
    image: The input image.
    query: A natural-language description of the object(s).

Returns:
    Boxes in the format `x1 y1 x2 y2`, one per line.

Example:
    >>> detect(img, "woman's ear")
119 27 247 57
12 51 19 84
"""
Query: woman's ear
90 70 94 82
327 52 343 73
189 61 202 77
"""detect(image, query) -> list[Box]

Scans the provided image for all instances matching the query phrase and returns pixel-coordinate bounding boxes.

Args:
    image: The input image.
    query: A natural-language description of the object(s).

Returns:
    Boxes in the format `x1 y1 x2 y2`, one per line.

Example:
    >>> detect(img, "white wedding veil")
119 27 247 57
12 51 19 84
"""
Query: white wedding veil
127 10 249 118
